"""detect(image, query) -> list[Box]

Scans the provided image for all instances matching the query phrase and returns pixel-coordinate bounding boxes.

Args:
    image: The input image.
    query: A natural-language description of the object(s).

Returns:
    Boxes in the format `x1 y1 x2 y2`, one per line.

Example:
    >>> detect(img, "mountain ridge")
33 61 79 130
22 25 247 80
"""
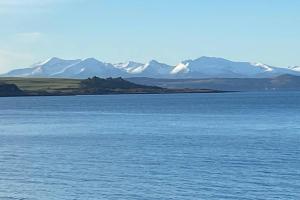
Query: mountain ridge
2 56 300 79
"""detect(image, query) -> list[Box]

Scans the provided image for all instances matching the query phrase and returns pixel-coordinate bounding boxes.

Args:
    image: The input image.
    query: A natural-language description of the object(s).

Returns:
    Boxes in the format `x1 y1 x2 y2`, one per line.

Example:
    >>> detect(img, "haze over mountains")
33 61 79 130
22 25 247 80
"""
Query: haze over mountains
2 56 300 79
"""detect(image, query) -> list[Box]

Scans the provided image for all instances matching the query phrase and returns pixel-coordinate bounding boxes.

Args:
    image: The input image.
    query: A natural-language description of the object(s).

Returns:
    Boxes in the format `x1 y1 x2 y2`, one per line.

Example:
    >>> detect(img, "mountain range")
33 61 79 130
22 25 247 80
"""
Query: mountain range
2 56 300 79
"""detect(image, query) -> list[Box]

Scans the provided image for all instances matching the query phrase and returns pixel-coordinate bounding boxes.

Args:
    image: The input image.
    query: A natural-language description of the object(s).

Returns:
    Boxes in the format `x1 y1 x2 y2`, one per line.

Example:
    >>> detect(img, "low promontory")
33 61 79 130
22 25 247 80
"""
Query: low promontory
0 77 223 97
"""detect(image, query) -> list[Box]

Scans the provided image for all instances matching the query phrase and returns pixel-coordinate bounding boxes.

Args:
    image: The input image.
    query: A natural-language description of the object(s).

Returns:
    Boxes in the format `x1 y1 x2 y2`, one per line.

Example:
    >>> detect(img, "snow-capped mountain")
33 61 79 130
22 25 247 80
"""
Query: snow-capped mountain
52 58 126 78
114 60 173 78
3 57 125 78
4 57 81 77
288 66 300 72
2 56 300 78
172 57 296 78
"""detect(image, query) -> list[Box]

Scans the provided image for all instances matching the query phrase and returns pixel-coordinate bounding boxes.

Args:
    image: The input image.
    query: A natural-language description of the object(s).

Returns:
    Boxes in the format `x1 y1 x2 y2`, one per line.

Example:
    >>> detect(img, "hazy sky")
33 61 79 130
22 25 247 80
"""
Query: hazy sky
0 0 299 73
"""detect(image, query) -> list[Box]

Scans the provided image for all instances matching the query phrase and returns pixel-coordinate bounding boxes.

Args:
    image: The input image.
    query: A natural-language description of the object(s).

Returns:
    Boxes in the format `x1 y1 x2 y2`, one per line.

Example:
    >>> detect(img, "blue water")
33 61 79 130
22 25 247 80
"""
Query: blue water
0 92 300 200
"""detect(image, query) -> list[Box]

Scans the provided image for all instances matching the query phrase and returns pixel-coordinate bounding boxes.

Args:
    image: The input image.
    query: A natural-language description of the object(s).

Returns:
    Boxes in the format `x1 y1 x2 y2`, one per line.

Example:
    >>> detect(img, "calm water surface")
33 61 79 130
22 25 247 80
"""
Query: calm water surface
0 92 300 200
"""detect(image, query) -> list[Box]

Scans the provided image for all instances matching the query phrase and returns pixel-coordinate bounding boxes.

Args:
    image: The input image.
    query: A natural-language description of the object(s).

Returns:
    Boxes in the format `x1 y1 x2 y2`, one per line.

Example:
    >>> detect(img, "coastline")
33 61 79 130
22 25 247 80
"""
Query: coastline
0 77 226 97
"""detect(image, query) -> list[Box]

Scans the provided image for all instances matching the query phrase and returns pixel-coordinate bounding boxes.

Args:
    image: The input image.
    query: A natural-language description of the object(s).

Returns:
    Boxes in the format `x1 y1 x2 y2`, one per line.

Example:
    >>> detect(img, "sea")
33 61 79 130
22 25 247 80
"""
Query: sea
0 92 300 200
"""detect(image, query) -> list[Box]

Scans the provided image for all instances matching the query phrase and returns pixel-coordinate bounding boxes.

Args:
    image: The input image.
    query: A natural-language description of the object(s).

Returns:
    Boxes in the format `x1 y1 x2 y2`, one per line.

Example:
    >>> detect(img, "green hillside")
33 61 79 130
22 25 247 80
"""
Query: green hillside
0 77 81 93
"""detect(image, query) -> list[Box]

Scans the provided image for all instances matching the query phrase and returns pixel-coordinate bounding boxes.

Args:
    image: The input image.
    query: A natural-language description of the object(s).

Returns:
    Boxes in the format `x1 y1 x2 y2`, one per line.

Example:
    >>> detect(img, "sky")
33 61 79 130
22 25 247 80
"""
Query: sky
0 0 300 73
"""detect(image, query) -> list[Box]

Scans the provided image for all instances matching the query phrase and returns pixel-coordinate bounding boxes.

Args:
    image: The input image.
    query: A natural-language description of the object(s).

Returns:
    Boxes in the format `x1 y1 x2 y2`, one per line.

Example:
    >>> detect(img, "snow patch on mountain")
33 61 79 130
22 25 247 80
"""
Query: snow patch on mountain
171 62 189 74
288 66 300 72
133 60 174 78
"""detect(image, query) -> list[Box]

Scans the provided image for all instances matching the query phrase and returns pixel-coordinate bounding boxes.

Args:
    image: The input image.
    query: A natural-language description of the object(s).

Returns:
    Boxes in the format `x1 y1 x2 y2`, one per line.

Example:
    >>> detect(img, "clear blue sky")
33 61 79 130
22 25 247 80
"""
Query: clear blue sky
0 0 299 72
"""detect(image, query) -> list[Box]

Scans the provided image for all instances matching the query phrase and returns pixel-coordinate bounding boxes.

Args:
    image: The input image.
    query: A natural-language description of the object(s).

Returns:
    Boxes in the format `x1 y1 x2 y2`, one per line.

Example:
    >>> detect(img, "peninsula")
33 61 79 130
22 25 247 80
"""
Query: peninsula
0 77 222 97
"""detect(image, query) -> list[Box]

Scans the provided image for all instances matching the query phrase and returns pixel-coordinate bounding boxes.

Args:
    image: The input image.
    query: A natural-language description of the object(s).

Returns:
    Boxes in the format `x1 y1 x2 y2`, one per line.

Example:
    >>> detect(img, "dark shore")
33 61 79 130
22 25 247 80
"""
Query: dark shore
0 77 225 97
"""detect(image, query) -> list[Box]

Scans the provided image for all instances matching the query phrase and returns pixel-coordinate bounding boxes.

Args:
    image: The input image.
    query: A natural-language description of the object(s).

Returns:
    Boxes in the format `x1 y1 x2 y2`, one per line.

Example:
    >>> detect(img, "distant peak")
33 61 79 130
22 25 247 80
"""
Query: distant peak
39 57 63 65
49 56 61 61
198 56 230 61
148 59 160 65
199 56 213 59
81 58 104 64
83 57 98 62
37 57 82 66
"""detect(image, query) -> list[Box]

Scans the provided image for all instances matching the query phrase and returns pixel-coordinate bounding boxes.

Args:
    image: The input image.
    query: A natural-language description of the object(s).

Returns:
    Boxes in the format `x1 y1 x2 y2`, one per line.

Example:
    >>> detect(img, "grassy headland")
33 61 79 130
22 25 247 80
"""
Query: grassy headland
0 77 222 97
0 77 81 93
